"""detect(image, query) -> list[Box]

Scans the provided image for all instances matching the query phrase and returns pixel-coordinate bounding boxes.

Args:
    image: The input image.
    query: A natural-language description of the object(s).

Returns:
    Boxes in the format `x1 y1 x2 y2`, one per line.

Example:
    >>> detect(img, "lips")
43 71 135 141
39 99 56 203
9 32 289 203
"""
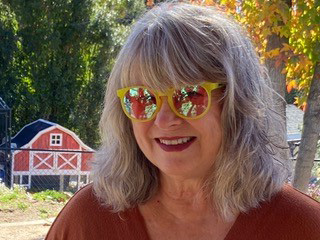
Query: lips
155 137 196 152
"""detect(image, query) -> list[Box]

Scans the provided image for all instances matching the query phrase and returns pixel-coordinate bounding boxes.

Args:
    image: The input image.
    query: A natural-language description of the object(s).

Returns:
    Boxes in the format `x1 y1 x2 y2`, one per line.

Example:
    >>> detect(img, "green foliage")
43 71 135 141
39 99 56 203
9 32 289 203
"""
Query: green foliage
38 207 50 218
0 2 22 115
1 0 145 148
17 201 28 211
0 184 27 202
0 184 30 211
32 189 70 202
0 184 68 216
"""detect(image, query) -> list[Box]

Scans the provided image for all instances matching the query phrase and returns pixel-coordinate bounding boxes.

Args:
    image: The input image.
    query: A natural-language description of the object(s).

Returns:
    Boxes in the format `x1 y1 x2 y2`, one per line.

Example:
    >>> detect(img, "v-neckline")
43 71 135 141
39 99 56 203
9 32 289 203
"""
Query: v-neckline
135 204 246 240
134 186 286 240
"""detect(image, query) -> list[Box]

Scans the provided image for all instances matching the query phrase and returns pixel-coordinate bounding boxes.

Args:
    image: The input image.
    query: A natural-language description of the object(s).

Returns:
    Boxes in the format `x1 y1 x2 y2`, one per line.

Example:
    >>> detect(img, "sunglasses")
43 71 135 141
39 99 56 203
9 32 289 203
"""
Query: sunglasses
116 82 224 122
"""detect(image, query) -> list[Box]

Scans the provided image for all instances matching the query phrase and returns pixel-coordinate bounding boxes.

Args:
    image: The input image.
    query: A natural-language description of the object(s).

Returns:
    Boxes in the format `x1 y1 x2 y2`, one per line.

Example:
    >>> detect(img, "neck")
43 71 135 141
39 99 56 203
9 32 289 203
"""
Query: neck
151 174 217 222
159 174 206 202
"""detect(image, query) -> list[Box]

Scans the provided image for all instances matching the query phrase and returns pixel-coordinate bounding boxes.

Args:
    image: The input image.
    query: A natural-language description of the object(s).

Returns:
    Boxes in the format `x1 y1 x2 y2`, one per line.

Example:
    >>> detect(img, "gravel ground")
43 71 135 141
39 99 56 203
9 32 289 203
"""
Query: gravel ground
0 224 51 240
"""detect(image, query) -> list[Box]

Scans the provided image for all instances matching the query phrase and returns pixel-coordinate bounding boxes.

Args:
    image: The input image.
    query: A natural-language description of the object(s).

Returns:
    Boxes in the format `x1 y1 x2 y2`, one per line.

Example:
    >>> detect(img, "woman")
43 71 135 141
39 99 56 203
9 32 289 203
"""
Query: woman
46 2 320 240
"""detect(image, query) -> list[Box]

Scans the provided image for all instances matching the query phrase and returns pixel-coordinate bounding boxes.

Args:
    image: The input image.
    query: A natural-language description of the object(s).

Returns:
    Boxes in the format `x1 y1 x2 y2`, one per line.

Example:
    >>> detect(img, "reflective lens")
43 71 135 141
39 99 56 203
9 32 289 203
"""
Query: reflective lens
119 84 212 121
123 87 157 120
173 85 208 118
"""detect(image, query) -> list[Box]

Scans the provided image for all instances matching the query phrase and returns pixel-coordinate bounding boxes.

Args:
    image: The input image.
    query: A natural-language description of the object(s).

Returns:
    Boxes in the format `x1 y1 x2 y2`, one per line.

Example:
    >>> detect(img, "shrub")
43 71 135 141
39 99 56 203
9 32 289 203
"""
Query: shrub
33 190 70 203
0 184 28 203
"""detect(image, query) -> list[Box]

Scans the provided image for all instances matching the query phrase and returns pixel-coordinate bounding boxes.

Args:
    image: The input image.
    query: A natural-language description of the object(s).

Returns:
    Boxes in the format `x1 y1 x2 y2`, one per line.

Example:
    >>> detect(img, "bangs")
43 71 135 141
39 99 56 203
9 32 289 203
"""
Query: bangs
119 13 226 92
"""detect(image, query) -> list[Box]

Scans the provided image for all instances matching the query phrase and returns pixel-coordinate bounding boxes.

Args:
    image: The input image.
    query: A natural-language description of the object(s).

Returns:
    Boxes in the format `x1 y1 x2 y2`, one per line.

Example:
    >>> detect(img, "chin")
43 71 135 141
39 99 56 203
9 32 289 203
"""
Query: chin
153 158 201 178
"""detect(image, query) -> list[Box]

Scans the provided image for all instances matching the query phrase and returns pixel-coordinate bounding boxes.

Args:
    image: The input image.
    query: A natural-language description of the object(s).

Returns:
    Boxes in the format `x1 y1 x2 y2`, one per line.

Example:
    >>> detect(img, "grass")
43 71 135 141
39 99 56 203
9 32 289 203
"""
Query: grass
32 189 70 202
0 184 30 212
17 202 29 211
0 183 71 216
38 208 50 219
0 184 28 203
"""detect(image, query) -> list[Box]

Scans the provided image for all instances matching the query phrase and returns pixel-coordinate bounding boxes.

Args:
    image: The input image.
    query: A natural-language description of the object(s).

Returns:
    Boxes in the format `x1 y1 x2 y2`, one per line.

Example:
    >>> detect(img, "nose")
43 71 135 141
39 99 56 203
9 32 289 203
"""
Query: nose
154 97 184 129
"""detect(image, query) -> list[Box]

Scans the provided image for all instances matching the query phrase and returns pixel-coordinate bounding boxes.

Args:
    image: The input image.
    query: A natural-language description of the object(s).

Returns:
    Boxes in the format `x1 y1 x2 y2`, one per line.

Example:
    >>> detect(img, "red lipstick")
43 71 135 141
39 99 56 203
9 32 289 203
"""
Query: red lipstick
155 137 196 152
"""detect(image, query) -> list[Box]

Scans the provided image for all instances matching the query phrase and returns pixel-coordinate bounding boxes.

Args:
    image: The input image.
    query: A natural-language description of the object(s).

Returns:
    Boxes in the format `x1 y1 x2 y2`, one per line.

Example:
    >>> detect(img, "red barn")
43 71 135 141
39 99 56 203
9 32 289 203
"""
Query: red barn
10 119 94 191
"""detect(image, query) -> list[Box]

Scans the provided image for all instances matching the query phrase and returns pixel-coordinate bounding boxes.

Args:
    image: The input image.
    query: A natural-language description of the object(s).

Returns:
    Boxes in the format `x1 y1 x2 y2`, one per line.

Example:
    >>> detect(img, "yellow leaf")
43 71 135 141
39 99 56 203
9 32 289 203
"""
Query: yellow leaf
205 0 215 5
280 43 292 52
298 80 307 90
286 80 297 93
266 48 280 58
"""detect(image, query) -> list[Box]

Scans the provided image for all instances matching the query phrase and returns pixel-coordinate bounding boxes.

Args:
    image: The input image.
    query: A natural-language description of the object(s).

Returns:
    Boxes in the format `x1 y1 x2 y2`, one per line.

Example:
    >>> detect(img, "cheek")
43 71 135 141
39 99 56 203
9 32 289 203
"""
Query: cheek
132 122 153 149
202 106 223 143
132 123 143 144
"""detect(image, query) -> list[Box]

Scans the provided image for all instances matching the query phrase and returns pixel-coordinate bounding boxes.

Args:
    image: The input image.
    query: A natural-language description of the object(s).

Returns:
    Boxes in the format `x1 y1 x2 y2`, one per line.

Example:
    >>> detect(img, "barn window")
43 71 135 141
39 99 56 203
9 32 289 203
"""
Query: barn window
22 175 29 185
13 175 20 184
80 175 88 184
50 134 62 146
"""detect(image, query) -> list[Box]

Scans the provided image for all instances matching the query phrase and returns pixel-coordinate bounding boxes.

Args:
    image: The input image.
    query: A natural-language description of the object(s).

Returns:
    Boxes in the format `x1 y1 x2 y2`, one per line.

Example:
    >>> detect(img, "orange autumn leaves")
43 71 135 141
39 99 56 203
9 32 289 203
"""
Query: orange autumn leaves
145 0 319 109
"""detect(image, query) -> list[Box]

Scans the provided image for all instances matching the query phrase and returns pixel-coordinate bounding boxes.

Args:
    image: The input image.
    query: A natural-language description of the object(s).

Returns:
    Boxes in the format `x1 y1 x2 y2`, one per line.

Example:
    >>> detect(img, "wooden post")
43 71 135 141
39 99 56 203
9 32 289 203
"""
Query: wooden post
59 175 64 192
77 174 80 191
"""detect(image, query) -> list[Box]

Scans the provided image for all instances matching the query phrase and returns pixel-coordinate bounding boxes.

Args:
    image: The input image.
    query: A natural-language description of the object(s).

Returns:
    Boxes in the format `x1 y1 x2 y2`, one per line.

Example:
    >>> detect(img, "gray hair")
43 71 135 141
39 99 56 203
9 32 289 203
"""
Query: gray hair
91 2 289 220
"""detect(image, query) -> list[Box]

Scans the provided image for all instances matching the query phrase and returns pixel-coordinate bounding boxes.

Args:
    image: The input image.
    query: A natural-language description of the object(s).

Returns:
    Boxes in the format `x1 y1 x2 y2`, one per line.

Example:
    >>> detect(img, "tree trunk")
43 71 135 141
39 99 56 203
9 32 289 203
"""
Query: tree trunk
265 33 290 164
293 62 320 192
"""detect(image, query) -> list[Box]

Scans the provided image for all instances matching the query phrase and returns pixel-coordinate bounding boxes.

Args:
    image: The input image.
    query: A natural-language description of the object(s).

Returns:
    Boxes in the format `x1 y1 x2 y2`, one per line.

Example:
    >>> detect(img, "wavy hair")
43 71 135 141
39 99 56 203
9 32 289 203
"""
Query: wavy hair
91 2 289 220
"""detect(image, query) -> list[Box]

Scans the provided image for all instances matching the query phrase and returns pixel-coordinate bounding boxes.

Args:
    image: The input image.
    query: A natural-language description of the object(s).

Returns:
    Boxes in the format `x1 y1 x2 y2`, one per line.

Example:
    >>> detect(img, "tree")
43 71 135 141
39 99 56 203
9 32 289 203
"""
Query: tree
0 0 145 148
147 0 320 192
291 1 320 192
214 0 320 192
73 0 145 147
0 2 23 125
232 0 291 165
2 0 98 138
212 0 320 192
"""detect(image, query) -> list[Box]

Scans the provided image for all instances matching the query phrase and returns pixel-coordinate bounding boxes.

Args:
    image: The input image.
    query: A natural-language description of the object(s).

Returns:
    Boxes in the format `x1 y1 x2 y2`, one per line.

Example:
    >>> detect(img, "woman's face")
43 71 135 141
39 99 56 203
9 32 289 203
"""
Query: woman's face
132 88 223 180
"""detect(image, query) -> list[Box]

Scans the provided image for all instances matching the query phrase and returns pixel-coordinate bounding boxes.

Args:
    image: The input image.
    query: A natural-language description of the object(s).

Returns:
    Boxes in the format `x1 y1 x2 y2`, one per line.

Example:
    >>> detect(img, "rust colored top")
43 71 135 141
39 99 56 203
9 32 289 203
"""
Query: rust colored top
46 184 320 240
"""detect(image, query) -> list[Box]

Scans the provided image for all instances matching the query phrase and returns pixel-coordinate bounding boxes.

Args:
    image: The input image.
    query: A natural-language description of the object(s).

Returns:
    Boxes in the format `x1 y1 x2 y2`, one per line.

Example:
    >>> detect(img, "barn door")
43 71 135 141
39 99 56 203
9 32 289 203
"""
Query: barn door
30 151 80 173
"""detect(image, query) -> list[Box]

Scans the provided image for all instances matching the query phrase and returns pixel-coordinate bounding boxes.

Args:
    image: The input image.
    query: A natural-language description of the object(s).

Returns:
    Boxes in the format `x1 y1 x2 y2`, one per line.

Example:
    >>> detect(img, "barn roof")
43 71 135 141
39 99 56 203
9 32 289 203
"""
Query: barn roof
10 119 56 148
1 119 94 151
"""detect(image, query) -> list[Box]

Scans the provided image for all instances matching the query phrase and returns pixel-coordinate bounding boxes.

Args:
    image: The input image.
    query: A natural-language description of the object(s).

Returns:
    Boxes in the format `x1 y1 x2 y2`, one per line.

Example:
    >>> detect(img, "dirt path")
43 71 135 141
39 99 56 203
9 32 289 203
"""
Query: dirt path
0 200 63 240
0 224 51 240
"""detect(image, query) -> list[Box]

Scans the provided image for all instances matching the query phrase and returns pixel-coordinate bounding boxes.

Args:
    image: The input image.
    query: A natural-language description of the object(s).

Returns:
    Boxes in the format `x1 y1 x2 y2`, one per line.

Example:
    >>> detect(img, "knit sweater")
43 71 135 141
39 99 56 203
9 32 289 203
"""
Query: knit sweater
46 184 320 240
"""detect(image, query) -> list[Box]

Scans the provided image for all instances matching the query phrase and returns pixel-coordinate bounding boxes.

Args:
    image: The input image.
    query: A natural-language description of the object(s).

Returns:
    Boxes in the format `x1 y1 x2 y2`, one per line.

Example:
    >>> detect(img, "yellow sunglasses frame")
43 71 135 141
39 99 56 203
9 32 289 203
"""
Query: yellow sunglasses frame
116 82 224 122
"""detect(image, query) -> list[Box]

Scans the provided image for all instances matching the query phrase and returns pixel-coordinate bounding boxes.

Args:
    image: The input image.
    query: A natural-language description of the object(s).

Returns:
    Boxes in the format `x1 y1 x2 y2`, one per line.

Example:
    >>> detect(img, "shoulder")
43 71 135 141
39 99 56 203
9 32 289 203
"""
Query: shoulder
49 183 117 224
263 185 320 238
230 184 320 240
263 185 320 236
270 184 320 222
45 184 147 240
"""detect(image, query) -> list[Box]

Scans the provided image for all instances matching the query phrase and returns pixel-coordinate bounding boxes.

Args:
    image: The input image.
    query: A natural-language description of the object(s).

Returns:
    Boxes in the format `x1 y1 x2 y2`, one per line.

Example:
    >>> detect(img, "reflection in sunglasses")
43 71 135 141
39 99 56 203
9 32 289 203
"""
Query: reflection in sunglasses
117 82 222 121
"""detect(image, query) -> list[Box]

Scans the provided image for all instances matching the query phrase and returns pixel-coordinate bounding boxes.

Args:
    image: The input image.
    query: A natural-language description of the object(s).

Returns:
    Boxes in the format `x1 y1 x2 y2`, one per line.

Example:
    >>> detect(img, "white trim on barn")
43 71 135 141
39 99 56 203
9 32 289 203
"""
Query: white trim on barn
11 119 56 139
11 149 91 190
50 133 63 146
30 150 81 173
11 171 90 189
10 120 94 191
12 170 90 175
20 125 94 151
